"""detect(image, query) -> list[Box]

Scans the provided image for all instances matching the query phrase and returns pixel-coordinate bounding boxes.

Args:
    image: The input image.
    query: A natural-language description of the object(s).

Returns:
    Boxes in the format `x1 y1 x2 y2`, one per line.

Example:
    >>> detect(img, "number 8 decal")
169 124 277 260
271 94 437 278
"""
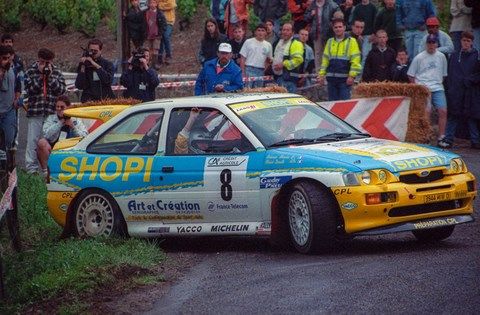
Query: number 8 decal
220 169 232 201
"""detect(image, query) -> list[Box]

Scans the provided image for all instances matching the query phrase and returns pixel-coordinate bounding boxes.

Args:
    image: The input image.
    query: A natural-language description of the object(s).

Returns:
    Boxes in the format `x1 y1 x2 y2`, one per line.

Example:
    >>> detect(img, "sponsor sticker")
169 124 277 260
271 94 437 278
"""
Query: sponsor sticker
211 224 249 232
177 225 202 233
260 176 292 189
413 217 458 229
147 227 170 233
127 199 201 215
206 156 247 168
341 202 357 210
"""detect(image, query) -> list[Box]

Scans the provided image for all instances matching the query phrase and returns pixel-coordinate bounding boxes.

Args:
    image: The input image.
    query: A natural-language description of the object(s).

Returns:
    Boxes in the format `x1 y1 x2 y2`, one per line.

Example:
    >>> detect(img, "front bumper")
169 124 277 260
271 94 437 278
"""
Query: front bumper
332 172 476 234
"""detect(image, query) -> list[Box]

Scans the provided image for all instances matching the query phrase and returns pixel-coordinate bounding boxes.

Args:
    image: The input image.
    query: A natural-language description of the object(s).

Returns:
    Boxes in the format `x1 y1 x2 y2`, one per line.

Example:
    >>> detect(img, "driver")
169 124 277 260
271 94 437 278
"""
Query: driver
174 108 242 154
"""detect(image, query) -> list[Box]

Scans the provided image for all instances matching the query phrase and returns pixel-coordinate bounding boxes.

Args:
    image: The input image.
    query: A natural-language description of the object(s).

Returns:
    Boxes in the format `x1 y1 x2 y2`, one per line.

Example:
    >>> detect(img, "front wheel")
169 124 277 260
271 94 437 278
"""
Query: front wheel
412 225 455 242
287 181 344 254
73 190 127 238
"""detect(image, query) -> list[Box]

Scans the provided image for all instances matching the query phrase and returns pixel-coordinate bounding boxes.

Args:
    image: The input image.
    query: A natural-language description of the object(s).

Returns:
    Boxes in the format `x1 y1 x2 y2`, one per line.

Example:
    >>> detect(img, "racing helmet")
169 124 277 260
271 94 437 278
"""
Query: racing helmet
188 127 213 154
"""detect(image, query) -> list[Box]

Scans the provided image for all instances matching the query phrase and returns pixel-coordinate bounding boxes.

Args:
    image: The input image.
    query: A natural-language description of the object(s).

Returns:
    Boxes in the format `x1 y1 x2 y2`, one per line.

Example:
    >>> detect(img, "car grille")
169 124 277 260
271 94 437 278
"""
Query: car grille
388 199 463 217
399 170 444 184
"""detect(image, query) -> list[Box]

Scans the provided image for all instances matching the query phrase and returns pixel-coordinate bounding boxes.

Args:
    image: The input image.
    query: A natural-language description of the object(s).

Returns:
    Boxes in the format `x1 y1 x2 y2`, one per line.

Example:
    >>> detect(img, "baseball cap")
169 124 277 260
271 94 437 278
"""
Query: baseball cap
218 43 232 53
426 33 439 44
426 17 440 26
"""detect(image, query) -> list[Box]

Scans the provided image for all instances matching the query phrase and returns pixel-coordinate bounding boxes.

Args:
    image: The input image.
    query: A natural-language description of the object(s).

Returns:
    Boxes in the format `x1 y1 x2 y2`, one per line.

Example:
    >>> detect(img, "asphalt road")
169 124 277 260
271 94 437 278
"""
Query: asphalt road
146 147 480 314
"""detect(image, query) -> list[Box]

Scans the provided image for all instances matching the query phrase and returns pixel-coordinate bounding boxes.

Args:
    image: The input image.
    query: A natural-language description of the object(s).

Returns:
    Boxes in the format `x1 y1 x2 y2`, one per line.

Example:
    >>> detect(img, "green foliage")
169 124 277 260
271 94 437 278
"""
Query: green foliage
26 0 49 28
98 0 115 17
105 0 118 39
0 0 22 31
71 0 101 37
45 0 74 34
178 0 197 20
0 171 166 313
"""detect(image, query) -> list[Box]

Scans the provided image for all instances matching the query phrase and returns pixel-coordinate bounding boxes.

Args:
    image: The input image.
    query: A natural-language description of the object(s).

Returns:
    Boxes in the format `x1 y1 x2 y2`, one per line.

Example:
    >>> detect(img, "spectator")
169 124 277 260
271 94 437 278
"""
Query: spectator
407 34 448 146
199 18 228 65
210 0 229 34
0 45 19 150
340 0 355 30
229 25 246 65
362 29 396 82
240 23 273 87
390 48 410 82
120 48 160 102
158 0 176 65
440 31 478 148
265 19 279 46
254 0 287 36
145 0 167 69
298 28 316 87
419 17 454 56
1 34 25 81
37 95 88 177
304 0 340 71
374 0 403 52
225 0 254 39
349 19 365 57
396 0 436 58
288 0 313 33
464 48 480 149
124 0 147 50
195 43 244 95
24 48 66 174
318 18 362 100
351 0 377 64
272 22 305 93
450 0 472 53
75 39 115 103
464 0 480 51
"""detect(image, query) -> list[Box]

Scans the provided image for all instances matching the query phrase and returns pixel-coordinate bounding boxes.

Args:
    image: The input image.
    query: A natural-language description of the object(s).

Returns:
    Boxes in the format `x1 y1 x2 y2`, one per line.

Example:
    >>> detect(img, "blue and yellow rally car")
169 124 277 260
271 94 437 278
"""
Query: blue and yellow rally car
46 94 476 253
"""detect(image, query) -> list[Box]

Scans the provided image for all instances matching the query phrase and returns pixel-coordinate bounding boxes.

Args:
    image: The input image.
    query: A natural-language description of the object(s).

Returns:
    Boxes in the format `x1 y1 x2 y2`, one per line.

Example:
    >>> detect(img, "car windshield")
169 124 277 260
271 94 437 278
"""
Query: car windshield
229 97 368 148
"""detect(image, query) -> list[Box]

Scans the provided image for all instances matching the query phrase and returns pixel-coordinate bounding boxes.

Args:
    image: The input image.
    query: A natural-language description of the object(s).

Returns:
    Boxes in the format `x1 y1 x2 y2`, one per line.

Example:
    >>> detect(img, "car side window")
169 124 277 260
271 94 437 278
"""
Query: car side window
88 110 164 155
166 107 253 155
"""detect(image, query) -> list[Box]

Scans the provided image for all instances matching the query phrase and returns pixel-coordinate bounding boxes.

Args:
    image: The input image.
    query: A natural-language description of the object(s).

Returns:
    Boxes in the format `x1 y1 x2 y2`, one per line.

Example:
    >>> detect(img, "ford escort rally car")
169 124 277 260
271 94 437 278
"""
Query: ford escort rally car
46 94 477 254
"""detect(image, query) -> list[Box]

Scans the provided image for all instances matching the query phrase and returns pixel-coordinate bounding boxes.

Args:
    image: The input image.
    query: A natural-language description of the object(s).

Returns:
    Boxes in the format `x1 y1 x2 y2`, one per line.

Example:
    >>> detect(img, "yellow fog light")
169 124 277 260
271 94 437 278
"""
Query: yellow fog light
378 170 387 183
361 171 371 184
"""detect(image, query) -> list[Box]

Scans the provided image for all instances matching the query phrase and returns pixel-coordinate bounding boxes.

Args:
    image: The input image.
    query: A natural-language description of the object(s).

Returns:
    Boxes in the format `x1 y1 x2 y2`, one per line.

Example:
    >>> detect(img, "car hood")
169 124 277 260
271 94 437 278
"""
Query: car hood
267 138 458 174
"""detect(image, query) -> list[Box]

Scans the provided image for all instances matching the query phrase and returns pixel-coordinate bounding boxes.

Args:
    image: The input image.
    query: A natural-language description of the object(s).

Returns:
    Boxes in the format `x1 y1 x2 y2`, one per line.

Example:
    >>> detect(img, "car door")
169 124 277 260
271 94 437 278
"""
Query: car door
151 106 263 226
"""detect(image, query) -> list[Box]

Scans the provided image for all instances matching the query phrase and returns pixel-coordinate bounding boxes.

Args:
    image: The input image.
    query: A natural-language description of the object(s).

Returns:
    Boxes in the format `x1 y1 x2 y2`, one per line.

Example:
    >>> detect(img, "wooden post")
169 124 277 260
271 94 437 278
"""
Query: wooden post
117 0 131 73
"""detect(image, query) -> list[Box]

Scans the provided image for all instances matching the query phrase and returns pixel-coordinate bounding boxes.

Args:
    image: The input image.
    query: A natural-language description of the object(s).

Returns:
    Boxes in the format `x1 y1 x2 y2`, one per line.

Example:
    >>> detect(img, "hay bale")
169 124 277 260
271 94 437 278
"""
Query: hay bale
242 85 288 93
71 97 142 108
353 82 432 143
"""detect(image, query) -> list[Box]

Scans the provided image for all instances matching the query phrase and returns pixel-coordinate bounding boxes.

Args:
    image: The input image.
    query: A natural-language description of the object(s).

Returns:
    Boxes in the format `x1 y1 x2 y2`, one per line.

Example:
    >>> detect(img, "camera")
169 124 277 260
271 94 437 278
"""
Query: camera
43 62 51 76
81 47 94 67
131 52 146 69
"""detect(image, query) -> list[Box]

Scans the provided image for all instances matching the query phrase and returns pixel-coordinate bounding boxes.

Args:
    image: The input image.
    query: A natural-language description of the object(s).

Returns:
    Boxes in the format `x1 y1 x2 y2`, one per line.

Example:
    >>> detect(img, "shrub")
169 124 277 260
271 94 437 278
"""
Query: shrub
0 0 23 32
177 0 197 20
45 0 74 34
71 0 101 37
26 0 49 29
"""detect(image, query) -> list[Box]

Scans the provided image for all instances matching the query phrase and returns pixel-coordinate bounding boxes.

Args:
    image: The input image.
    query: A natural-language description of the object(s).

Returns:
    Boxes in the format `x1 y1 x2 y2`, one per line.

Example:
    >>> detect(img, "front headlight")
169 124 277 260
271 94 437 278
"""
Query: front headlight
361 171 371 184
450 158 467 174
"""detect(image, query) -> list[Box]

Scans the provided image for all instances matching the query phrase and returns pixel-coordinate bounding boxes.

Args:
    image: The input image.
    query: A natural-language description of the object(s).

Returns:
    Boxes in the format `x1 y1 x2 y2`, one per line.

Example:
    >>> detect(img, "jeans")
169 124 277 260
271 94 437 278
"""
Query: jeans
327 80 351 101
276 76 297 93
25 116 45 173
0 107 17 149
160 24 173 58
245 66 265 88
444 114 461 143
405 29 426 58
468 118 480 144
473 28 480 52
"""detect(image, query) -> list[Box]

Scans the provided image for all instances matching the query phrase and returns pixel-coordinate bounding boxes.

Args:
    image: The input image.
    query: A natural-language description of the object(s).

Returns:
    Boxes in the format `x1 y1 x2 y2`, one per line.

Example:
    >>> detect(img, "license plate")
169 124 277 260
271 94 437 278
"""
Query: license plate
424 192 451 203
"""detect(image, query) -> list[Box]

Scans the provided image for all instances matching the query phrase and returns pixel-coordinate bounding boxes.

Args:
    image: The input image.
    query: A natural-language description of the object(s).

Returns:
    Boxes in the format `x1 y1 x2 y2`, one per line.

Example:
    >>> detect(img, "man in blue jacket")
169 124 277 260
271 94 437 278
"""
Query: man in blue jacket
194 43 244 95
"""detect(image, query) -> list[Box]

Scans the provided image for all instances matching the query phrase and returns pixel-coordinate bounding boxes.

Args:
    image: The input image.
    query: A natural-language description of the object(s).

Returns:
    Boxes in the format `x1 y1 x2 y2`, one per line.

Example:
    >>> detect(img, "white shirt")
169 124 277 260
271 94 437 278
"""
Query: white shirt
407 50 448 92
240 38 273 68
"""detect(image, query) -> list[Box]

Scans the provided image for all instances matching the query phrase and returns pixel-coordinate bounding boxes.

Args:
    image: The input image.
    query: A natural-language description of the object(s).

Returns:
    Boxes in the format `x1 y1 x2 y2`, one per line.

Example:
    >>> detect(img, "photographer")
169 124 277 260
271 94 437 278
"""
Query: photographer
24 48 66 174
37 95 88 178
120 48 160 102
75 39 115 103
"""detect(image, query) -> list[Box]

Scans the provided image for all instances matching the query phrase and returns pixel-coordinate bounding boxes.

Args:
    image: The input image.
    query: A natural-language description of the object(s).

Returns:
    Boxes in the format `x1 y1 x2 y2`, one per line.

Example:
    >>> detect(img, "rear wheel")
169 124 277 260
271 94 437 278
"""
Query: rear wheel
73 190 127 238
412 225 455 242
287 181 344 254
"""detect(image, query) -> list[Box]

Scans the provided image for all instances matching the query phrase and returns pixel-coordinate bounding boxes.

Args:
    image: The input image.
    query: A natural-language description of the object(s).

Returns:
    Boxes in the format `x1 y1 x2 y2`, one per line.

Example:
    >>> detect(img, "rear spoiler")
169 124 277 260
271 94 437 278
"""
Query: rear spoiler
64 105 131 123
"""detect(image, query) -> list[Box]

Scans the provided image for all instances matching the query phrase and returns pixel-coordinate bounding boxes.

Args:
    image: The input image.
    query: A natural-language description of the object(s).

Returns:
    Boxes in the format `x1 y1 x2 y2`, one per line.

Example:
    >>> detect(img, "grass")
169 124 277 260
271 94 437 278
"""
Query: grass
0 170 166 313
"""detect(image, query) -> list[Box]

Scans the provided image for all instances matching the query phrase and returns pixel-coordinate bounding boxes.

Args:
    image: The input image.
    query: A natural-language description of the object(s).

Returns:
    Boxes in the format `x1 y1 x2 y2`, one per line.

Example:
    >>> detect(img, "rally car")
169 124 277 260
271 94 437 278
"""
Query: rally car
46 94 477 254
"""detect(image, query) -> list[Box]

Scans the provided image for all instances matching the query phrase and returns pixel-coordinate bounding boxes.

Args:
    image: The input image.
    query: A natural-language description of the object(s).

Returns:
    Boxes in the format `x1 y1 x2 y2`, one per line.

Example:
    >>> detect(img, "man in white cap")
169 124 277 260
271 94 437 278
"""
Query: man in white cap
194 42 244 95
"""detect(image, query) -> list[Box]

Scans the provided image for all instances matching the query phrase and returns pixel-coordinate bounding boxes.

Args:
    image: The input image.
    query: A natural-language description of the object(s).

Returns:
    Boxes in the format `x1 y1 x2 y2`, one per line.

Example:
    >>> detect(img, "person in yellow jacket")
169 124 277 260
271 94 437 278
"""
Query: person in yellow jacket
158 0 176 65
272 22 304 93
318 18 362 101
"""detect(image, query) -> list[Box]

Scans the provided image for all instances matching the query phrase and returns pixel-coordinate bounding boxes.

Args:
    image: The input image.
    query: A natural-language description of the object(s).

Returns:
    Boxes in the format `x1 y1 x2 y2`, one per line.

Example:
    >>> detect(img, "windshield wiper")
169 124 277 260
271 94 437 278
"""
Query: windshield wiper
269 138 315 148
315 132 371 142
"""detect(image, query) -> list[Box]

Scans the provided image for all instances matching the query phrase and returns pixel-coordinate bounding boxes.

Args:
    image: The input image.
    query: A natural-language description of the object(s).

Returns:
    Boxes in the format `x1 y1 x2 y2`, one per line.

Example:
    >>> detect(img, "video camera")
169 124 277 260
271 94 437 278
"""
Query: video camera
131 51 146 69
43 62 51 76
81 47 94 67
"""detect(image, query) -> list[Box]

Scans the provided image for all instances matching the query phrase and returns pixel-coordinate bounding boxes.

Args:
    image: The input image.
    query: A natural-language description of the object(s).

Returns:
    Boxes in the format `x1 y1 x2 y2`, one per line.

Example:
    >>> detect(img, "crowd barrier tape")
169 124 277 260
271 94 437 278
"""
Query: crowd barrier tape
0 168 17 220
319 97 410 141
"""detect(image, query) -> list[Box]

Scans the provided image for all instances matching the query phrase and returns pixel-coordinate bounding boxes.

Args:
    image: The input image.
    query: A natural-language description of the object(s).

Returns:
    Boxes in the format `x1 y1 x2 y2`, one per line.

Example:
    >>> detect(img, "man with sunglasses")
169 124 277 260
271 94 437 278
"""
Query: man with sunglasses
419 17 454 56
75 39 115 103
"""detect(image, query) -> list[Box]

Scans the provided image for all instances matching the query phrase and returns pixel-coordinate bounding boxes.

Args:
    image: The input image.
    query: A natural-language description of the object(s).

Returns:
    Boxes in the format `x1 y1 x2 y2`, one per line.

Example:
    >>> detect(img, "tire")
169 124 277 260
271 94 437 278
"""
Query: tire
412 225 455 243
287 181 344 254
73 190 127 238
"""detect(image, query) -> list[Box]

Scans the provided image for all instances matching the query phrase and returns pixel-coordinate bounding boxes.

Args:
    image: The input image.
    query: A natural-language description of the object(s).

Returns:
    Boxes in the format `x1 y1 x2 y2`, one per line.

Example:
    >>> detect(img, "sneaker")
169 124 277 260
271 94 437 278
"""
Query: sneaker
438 138 452 149
471 143 480 149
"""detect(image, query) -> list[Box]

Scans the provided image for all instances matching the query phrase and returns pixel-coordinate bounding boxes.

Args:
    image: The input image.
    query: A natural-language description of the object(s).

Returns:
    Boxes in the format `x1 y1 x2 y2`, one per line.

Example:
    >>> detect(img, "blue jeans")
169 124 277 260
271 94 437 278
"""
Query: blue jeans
327 80 351 101
245 66 265 88
0 107 17 149
405 29 426 58
468 118 480 144
444 114 461 143
276 76 297 93
160 24 173 58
